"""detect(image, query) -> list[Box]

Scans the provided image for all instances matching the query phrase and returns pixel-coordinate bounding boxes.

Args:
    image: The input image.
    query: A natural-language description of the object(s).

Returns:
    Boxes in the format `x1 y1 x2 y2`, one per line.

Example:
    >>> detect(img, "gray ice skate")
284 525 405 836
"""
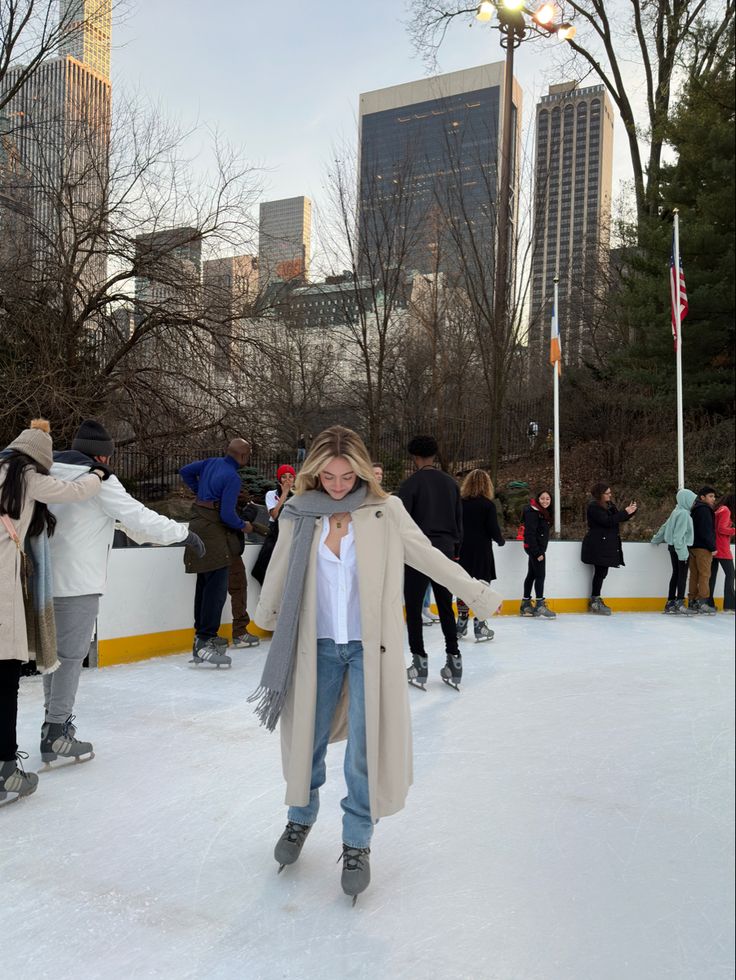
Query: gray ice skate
473 619 495 642
673 599 696 616
339 845 371 906
190 638 232 667
456 612 469 638
0 753 38 805
440 653 462 691
40 715 94 768
231 633 260 649
407 654 428 691
663 600 678 614
533 599 557 619
519 599 536 617
588 597 612 616
274 821 312 872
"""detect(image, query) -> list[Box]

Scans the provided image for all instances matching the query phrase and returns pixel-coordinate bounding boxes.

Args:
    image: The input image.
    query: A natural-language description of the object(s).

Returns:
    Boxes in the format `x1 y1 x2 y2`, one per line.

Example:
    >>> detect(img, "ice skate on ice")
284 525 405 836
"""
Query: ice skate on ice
0 752 38 806
440 653 462 691
231 633 260 649
533 600 556 619
40 715 94 768
519 599 536 617
673 599 696 616
473 619 495 642
274 821 312 873
588 597 612 616
456 611 469 638
663 600 678 614
190 637 232 667
407 654 428 690
339 845 370 906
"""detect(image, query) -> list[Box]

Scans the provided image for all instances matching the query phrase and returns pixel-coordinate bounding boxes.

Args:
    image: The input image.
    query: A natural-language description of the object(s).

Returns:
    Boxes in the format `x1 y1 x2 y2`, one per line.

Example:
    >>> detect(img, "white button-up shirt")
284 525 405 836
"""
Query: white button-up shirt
316 516 362 643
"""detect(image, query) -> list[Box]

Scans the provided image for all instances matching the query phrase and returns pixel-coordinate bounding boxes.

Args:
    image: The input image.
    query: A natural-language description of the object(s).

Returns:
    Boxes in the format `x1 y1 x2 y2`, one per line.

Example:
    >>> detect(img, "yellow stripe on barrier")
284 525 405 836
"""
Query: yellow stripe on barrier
97 598 725 666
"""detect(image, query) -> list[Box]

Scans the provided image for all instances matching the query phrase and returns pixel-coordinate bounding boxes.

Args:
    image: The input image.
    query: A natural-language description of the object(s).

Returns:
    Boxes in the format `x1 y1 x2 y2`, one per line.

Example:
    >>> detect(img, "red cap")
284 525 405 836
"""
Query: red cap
277 464 296 481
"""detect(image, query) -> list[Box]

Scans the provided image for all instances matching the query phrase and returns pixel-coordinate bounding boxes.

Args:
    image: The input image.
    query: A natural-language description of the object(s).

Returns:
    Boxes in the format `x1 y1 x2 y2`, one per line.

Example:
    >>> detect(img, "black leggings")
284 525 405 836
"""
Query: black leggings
591 565 609 597
668 546 688 601
0 659 22 762
523 554 546 599
708 557 735 610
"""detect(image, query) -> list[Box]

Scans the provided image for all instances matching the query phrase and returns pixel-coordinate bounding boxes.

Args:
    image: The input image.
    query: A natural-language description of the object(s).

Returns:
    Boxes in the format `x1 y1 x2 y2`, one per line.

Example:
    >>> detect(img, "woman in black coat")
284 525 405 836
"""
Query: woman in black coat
520 490 555 618
581 482 637 614
456 469 505 641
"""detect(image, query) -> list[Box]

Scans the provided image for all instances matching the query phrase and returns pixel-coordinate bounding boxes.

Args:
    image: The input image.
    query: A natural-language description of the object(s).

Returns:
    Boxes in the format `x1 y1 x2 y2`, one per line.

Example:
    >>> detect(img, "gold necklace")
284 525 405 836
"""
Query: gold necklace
334 513 348 529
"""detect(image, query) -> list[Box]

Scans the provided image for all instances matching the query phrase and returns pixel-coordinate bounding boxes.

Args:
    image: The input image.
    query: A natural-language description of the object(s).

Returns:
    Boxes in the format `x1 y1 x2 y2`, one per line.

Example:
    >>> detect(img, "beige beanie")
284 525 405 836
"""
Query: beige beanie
6 418 54 471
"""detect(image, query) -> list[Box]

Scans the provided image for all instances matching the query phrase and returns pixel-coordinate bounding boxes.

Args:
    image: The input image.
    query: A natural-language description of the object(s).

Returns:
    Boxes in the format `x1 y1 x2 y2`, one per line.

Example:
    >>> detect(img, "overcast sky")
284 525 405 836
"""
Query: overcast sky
112 0 640 248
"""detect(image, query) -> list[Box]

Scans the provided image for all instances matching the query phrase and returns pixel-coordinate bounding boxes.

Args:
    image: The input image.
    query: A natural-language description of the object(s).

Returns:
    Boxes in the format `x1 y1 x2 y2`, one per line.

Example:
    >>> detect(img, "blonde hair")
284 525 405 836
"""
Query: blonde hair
295 425 388 499
460 468 494 500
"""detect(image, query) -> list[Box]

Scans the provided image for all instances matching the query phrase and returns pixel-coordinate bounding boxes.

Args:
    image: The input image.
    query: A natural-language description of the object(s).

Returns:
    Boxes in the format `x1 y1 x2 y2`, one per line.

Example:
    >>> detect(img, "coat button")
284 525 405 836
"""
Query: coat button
376 511 383 518
380 645 386 653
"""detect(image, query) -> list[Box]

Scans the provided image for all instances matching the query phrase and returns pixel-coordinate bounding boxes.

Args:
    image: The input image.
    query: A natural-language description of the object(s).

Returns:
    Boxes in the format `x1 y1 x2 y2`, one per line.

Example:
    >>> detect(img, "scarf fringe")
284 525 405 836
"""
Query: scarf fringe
247 685 285 733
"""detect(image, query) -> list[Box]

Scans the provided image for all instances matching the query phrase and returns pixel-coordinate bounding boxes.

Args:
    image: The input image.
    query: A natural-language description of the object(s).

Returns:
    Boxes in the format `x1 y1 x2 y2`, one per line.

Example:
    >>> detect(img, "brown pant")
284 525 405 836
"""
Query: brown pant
688 548 713 601
228 555 250 638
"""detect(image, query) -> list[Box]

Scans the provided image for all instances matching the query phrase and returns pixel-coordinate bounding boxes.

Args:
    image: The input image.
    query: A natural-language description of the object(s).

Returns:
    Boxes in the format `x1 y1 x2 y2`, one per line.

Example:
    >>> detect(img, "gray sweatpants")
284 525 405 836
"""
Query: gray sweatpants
43 595 100 725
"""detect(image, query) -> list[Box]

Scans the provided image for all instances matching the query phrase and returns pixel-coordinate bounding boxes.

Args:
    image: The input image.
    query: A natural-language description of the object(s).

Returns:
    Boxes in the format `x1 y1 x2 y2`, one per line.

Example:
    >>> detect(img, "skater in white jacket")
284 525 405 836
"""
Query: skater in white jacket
43 419 204 766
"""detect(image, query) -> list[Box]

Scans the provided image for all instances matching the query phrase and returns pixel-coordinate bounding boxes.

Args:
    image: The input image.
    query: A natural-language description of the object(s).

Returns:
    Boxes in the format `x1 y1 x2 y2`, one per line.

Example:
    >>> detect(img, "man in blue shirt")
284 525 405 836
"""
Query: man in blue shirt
180 439 259 665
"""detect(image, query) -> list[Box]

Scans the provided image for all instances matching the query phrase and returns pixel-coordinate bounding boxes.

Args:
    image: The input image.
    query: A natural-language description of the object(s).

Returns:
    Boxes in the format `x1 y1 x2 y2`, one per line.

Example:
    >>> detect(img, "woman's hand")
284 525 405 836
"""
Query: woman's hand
625 501 637 515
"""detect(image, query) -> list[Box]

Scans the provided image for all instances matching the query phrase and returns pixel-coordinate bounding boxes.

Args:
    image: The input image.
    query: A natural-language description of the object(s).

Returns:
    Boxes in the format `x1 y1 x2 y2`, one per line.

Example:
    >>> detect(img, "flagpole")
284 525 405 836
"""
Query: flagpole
553 274 561 537
673 210 685 489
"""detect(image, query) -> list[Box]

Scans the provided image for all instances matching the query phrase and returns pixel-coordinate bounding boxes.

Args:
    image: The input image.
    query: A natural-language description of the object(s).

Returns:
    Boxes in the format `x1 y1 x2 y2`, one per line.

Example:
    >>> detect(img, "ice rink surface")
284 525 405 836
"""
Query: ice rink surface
3 613 734 980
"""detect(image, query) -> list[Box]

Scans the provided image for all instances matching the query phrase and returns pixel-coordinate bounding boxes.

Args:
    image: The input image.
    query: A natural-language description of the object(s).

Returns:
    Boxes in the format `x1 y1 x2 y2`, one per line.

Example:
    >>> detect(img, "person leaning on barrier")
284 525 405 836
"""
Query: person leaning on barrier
1 420 105 803
180 438 259 666
43 419 204 766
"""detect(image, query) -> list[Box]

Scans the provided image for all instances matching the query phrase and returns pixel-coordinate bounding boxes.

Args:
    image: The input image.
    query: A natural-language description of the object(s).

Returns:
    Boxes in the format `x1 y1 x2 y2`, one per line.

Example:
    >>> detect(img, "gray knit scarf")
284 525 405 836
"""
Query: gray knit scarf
248 482 368 731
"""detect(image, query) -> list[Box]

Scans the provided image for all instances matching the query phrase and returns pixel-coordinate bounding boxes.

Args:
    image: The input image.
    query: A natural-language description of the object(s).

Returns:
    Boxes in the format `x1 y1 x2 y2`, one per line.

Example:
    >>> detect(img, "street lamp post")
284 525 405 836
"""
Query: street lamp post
475 2 577 350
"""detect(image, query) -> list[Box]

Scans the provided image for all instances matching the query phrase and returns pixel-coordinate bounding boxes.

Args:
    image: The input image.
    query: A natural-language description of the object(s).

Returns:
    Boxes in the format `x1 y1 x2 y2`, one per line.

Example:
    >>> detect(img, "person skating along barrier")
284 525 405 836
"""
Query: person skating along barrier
252 464 296 587
397 435 465 690
45 420 202 763
180 438 258 666
707 492 735 613
651 489 697 615
687 486 718 615
456 468 505 641
519 490 556 619
250 425 501 904
0 420 105 805
581 482 637 615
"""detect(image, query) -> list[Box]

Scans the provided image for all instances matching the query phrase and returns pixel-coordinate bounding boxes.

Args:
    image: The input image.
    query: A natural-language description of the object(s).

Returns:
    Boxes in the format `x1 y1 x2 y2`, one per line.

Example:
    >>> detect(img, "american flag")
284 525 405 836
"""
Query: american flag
669 233 688 350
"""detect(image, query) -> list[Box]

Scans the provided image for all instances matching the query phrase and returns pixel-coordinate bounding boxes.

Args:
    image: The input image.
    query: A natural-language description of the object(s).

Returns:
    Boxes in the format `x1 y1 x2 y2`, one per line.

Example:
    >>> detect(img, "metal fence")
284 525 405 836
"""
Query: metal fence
114 399 549 501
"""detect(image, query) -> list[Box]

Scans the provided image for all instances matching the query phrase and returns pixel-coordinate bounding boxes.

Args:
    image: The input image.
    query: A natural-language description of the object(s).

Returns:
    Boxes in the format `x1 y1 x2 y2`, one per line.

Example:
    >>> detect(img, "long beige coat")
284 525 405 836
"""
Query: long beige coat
0 469 101 662
254 492 502 821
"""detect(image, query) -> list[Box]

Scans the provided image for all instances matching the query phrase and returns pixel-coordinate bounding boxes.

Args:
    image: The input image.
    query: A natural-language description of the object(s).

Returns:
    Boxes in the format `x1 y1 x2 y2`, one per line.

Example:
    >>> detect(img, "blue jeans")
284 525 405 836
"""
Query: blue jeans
287 639 373 849
194 566 230 640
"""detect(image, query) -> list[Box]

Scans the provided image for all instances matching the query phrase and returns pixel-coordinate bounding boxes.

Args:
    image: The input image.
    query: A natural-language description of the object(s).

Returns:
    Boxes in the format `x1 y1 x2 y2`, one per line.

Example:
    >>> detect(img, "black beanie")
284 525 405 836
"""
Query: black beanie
72 419 115 456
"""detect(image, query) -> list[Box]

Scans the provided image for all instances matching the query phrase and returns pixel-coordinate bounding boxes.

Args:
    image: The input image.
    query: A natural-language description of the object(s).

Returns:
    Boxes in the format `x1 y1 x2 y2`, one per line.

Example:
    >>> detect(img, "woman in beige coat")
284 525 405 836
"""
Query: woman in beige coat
252 426 501 903
0 421 105 804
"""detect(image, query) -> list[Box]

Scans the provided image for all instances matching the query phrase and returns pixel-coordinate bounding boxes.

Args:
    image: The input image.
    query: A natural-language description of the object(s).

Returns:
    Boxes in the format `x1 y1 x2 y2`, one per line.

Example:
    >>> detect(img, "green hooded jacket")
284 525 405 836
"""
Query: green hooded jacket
651 489 697 561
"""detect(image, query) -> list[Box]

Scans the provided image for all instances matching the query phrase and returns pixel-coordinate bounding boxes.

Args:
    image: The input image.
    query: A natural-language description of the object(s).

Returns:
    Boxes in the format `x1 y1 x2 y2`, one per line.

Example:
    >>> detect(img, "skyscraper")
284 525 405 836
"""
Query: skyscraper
0 1 111 282
258 196 311 286
358 63 522 279
59 1 112 79
529 82 614 373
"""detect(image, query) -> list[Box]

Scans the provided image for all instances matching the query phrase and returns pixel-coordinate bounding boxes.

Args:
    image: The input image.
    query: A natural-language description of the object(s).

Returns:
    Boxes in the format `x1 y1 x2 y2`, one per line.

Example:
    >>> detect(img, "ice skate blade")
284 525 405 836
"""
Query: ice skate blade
277 863 286 874
189 657 232 668
0 792 21 806
408 678 427 691
474 636 494 643
352 895 358 907
40 751 95 770
441 677 461 692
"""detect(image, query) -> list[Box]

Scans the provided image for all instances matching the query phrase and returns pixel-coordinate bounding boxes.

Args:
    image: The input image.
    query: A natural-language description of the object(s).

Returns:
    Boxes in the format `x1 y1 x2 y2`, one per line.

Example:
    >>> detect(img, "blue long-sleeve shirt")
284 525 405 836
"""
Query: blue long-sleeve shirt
179 455 244 530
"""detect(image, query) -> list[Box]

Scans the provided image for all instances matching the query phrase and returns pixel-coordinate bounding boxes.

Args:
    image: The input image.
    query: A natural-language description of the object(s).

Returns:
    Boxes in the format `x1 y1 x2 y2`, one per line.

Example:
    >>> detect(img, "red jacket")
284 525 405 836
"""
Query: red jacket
714 505 735 560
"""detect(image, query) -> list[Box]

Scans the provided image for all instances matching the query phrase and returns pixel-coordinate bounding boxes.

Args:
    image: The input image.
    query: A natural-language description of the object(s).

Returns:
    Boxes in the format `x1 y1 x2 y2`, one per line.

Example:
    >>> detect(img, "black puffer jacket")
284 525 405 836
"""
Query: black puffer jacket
522 502 550 560
690 500 716 551
581 500 633 567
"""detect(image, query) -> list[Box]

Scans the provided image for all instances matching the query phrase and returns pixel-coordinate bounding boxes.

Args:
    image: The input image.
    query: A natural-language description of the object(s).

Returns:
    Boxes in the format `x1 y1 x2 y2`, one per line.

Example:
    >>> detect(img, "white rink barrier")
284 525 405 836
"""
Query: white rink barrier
96 541 733 666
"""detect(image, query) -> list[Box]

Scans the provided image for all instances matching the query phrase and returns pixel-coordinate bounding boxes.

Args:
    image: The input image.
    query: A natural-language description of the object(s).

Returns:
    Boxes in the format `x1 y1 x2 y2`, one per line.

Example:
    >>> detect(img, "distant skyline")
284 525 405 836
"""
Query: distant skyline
112 1 637 246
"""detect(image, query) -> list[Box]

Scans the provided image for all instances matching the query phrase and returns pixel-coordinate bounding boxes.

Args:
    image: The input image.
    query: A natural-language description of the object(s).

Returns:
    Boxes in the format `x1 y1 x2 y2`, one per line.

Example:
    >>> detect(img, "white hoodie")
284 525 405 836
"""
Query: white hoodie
49 455 188 597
